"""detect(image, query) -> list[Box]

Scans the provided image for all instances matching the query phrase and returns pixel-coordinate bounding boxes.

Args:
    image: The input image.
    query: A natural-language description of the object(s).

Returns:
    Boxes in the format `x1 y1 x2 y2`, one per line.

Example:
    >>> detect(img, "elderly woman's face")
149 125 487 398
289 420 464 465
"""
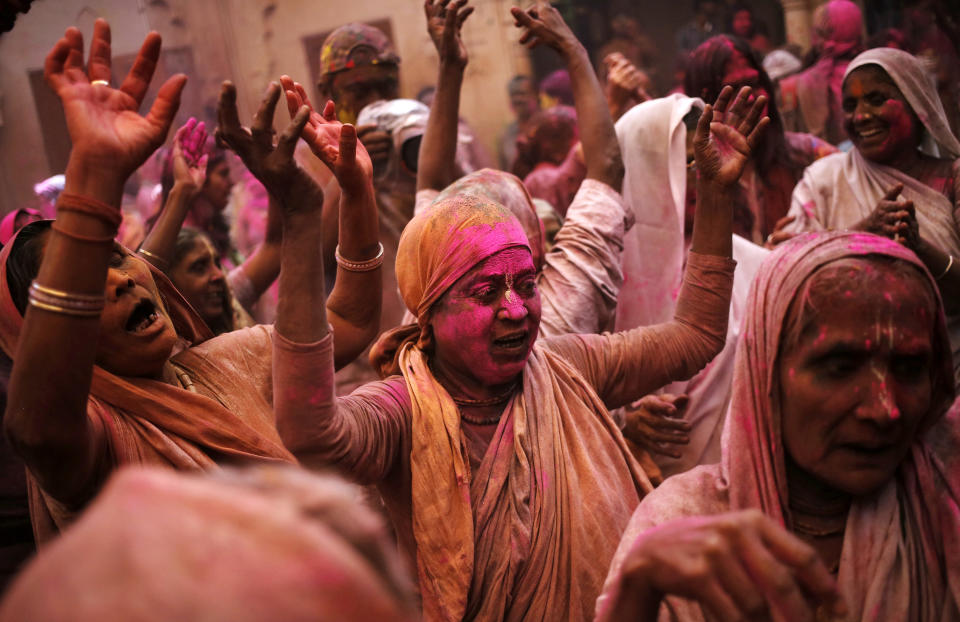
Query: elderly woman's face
778 261 936 496
842 66 919 165
430 247 541 389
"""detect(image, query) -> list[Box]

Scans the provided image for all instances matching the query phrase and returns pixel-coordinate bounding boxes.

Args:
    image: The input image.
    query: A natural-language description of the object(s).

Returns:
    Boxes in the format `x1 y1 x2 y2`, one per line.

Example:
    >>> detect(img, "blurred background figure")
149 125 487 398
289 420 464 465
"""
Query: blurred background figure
726 3 772 56
498 75 540 171
778 0 864 145
675 0 721 56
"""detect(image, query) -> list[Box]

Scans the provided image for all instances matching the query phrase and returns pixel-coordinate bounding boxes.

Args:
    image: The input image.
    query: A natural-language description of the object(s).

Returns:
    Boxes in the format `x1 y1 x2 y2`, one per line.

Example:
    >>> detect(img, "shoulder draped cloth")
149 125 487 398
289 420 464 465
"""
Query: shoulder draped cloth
786 47 960 385
599 231 960 621
0 225 294 541
379 196 649 620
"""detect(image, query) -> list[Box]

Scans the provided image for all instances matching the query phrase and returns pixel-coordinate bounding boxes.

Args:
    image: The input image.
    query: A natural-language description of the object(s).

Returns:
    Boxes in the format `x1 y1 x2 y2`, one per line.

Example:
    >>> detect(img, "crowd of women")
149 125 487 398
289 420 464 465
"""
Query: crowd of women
0 0 957 620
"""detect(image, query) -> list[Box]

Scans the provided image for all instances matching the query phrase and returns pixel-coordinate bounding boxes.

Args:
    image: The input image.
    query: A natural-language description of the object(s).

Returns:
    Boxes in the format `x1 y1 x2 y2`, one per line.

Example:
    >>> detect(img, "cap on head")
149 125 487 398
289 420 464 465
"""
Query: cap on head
319 23 400 81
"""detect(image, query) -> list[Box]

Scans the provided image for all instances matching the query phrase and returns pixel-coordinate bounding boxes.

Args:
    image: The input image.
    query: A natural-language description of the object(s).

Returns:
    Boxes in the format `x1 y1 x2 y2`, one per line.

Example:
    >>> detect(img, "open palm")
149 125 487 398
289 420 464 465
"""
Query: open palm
693 86 769 186
279 75 373 193
46 20 186 184
425 0 474 67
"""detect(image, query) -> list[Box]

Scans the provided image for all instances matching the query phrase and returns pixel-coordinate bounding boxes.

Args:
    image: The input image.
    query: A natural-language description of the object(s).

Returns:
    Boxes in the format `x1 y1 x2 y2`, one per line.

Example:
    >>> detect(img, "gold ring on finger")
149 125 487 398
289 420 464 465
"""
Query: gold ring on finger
91 80 109 87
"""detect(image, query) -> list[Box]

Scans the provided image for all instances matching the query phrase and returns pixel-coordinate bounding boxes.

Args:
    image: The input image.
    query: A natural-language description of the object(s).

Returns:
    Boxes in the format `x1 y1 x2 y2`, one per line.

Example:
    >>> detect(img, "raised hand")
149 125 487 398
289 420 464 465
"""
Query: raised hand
45 18 186 188
215 81 313 208
171 117 208 195
693 86 769 187
622 394 691 460
613 511 847 622
280 75 373 194
510 2 579 54
425 0 474 67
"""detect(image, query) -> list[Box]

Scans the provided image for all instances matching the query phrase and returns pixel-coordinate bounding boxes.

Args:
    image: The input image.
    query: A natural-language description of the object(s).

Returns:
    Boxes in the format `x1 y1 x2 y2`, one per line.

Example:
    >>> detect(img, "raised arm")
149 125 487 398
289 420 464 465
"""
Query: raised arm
137 118 207 269
511 2 623 191
219 83 403 475
281 77 382 368
215 82 322 343
5 21 185 504
417 0 474 193
546 86 769 407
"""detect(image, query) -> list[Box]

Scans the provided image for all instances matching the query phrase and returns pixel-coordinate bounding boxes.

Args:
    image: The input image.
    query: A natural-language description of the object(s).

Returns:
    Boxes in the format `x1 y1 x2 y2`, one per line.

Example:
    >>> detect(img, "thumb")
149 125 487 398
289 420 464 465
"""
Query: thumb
339 123 357 165
883 183 904 201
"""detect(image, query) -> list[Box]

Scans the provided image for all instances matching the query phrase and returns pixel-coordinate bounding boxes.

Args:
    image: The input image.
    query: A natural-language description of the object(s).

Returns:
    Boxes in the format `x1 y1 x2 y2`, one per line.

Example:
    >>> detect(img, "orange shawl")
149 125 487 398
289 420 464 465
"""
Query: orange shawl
388 197 650 620
0 225 294 541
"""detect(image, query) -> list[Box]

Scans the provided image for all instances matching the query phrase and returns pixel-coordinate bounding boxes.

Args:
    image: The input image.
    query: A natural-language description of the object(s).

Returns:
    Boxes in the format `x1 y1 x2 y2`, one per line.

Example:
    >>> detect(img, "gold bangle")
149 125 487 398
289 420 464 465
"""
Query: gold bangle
936 255 954 281
137 248 169 269
31 282 104 303
28 298 103 317
335 242 384 272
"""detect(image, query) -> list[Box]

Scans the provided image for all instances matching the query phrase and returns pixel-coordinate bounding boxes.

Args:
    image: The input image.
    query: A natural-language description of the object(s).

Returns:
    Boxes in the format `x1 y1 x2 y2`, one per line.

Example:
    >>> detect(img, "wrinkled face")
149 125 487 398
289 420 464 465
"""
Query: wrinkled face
89 242 178 378
168 237 227 324
843 65 919 165
721 48 769 117
430 247 541 388
509 81 539 122
778 261 937 496
732 10 753 37
201 161 233 211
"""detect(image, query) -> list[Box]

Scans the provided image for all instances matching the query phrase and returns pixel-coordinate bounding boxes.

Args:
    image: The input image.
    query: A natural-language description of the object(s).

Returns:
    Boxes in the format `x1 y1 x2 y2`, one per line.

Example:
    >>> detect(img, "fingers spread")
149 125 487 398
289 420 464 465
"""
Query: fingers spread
119 31 163 107
739 95 766 137
713 85 734 115
87 18 112 83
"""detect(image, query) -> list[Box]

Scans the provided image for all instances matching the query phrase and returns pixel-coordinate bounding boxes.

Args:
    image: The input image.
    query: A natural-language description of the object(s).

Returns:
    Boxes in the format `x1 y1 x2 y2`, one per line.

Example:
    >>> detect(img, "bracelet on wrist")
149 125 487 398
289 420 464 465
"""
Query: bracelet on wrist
56 193 123 231
335 242 384 272
28 281 105 318
936 255 954 281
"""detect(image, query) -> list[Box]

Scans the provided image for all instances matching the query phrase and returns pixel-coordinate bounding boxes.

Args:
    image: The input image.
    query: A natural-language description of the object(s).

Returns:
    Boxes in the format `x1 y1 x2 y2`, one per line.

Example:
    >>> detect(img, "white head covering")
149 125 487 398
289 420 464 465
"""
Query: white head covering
845 47 960 159
614 94 702 331
763 49 802 83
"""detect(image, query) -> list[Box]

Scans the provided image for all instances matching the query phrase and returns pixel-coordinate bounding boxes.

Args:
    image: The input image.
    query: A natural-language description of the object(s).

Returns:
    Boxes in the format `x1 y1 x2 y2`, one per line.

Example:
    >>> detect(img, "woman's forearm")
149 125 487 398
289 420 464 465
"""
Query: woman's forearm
138 182 195 268
327 179 382 369
560 40 624 191
417 62 465 193
689 178 735 258
5 157 115 504
275 210 328 343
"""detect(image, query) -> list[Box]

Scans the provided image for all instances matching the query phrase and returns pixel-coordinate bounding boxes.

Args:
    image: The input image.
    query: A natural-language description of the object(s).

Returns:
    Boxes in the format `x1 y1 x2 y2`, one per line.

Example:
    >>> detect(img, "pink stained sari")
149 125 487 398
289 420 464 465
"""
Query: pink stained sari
598 231 960 621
